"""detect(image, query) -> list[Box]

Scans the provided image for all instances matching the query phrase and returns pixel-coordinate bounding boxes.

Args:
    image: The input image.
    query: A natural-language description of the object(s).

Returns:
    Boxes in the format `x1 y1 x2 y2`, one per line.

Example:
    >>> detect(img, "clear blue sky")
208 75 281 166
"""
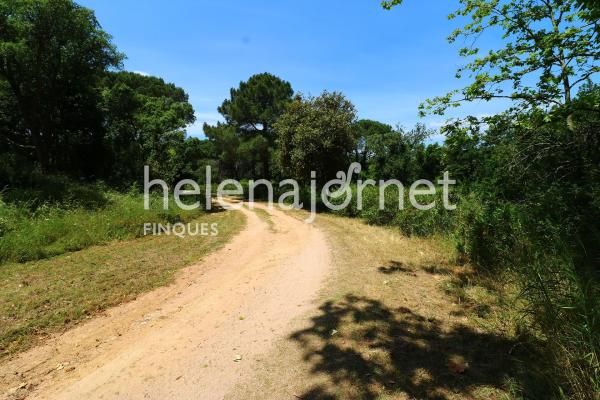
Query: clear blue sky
79 0 509 139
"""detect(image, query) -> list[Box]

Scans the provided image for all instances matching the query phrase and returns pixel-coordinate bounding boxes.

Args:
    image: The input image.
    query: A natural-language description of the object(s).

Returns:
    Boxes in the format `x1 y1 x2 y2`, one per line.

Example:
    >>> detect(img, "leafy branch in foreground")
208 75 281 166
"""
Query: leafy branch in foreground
383 0 600 116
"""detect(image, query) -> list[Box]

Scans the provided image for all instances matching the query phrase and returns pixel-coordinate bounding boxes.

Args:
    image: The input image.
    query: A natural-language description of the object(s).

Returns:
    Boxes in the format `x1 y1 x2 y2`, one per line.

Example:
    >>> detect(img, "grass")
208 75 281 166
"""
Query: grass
0 209 246 358
0 191 206 265
246 205 276 232
231 211 550 400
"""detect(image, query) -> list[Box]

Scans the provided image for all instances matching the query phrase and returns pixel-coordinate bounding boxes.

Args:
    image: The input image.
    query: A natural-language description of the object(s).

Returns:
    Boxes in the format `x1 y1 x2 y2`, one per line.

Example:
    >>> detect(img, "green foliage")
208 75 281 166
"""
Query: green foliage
327 81 600 398
440 122 484 182
379 4 600 393
578 0 600 22
364 123 441 182
351 119 394 168
333 184 456 237
0 180 204 265
0 1 199 187
218 72 293 140
0 0 122 173
101 71 196 185
384 0 600 115
181 137 217 182
204 73 293 180
275 91 357 183
203 123 240 179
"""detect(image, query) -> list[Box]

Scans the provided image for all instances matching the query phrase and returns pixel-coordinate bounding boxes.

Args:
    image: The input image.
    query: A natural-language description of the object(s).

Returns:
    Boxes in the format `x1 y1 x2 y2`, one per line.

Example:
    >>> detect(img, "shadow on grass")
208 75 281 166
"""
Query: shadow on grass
378 260 413 275
290 294 544 399
422 264 454 275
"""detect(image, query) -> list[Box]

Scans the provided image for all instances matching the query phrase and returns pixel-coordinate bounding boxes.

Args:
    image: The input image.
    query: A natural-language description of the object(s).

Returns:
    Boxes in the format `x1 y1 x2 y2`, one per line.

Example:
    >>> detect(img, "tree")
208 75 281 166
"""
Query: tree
382 0 600 116
101 71 195 185
0 79 20 155
203 123 240 180
421 143 443 181
236 135 270 179
218 73 293 140
275 92 357 183
0 0 123 173
365 124 437 182
351 119 394 169
181 137 217 182
215 73 293 178
578 0 600 22
440 122 484 182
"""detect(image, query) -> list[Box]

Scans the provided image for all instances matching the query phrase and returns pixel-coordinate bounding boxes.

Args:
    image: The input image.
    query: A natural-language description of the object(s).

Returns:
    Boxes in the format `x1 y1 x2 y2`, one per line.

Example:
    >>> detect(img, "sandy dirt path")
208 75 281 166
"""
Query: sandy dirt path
1 202 331 400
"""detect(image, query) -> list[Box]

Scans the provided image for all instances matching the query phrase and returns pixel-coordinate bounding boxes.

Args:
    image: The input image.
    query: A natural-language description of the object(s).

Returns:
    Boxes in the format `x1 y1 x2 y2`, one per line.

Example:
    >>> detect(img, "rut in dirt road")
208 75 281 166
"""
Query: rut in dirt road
1 203 331 400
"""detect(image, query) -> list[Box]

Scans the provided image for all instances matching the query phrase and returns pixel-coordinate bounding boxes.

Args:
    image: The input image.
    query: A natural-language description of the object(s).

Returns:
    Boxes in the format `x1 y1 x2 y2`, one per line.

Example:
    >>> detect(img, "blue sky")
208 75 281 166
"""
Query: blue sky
79 0 509 139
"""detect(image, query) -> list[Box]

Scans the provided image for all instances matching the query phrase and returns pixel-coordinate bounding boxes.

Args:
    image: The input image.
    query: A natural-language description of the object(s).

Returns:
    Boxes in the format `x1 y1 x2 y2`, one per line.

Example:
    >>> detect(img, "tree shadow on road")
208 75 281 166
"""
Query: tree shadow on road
289 294 537 399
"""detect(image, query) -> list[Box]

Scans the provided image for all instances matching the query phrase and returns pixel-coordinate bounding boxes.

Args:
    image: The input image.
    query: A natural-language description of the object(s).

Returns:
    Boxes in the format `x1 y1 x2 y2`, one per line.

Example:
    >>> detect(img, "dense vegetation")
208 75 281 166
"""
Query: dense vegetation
333 92 600 397
0 0 598 398
0 0 208 265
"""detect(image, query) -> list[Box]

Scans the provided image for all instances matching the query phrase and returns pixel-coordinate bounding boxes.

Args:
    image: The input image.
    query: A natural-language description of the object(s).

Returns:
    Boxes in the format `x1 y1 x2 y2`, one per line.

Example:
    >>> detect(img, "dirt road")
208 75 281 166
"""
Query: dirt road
1 203 331 400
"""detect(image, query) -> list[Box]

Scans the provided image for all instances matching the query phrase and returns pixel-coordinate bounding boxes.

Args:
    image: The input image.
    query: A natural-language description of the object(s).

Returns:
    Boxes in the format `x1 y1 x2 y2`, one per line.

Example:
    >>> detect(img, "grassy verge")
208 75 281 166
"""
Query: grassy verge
330 185 599 397
0 191 206 265
0 209 245 358
246 205 276 232
233 211 548 400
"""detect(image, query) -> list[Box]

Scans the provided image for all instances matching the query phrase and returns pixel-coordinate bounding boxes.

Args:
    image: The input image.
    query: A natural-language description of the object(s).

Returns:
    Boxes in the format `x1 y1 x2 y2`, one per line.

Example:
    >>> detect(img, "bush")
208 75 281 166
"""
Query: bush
331 184 456 236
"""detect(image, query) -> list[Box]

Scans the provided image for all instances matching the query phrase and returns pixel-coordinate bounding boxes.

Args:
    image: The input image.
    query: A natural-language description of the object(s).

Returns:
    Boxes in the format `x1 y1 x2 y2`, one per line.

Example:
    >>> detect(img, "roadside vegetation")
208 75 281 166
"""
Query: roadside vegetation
0 173 242 358
232 211 548 399
0 180 206 265
0 208 245 358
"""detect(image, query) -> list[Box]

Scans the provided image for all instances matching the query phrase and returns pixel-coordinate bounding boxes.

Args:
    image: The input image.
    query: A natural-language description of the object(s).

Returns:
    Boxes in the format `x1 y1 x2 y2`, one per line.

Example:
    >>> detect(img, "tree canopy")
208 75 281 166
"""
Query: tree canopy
275 92 357 183
205 73 293 180
218 72 293 141
0 0 123 173
0 0 200 186
101 71 196 185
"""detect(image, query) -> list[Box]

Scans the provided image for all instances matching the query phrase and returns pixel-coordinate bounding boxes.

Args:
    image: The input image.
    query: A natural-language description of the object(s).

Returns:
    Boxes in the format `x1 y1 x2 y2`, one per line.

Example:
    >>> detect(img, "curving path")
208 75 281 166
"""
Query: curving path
1 202 331 400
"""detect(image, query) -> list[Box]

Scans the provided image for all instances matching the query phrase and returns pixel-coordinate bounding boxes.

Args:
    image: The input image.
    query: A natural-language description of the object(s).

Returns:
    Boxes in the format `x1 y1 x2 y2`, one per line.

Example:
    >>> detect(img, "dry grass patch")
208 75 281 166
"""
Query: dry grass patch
230 211 542 400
